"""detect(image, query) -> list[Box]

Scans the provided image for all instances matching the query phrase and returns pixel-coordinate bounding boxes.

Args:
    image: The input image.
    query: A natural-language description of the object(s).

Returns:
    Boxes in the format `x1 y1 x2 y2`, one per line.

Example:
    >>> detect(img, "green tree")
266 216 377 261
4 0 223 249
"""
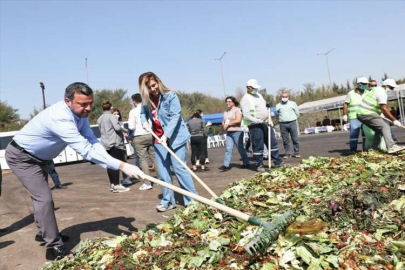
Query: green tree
177 91 225 119
88 89 132 124
0 101 25 131
346 80 351 91
396 77 405 85
29 107 44 119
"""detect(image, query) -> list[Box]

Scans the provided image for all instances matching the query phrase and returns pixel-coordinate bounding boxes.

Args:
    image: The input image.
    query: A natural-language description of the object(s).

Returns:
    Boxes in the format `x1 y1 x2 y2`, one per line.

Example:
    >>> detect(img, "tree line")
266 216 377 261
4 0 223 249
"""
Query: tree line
1 74 404 132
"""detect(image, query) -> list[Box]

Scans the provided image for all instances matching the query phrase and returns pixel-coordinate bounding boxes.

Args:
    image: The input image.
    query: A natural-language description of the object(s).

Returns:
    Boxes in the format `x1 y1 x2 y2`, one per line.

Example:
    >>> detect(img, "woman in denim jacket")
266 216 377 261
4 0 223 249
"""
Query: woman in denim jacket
139 72 198 212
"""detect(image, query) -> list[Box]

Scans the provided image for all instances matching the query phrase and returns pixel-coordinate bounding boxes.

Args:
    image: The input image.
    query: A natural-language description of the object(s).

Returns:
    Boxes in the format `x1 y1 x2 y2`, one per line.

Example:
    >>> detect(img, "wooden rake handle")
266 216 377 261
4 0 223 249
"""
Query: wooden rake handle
148 129 220 200
144 174 250 221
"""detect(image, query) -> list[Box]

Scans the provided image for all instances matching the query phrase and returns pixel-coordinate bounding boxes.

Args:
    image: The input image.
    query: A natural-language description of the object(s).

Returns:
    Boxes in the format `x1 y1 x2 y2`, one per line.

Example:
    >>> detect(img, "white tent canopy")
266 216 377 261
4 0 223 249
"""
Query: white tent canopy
395 83 405 91
298 83 405 114
298 95 346 114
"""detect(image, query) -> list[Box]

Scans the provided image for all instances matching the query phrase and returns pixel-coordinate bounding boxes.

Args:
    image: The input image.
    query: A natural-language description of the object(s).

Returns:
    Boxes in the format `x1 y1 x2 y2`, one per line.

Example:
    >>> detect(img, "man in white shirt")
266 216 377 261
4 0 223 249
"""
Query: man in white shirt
240 79 283 172
128 94 156 190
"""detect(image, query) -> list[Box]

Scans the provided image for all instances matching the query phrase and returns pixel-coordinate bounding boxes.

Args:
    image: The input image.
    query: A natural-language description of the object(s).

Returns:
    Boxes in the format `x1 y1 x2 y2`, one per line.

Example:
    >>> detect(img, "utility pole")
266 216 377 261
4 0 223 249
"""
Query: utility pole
85 58 89 85
317 48 335 90
39 82 46 109
214 52 227 96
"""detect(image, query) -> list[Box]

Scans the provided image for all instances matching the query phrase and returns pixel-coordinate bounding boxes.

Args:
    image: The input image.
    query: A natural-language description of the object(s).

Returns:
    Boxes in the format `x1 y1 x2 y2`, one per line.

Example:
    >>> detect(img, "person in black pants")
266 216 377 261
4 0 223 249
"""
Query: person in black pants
187 112 207 171
196 109 209 164
97 101 130 193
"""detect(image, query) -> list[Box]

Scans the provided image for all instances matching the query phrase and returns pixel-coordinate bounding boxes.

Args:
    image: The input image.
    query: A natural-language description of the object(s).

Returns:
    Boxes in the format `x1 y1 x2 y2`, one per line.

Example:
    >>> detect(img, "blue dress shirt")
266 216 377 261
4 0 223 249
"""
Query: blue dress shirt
13 101 121 170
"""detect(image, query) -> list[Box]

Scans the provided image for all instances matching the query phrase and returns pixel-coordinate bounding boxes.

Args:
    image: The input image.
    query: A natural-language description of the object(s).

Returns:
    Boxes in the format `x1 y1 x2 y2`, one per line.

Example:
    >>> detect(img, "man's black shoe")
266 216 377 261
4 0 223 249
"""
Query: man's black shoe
240 164 250 169
46 245 70 260
54 185 67 190
273 162 285 169
36 233 70 243
218 165 230 171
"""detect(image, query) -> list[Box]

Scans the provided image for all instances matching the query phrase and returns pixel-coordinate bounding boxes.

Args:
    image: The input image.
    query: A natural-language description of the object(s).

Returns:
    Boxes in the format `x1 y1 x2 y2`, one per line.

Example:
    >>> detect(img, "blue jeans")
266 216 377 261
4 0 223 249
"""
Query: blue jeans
223 131 250 167
249 124 282 167
48 161 61 186
154 143 198 207
279 120 300 156
349 118 365 152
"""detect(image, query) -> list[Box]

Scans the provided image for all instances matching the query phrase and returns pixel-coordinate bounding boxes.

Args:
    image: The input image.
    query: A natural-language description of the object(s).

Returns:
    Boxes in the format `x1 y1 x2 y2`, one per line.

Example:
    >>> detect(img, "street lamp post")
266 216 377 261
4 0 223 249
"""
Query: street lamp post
214 52 227 96
85 58 89 85
317 48 335 90
39 82 46 109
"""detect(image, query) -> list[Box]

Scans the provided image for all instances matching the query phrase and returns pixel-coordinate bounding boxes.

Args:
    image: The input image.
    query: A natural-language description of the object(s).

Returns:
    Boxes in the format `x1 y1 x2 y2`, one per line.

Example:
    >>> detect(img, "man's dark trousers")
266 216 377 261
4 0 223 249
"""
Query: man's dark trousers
279 120 300 156
5 143 64 249
249 123 282 167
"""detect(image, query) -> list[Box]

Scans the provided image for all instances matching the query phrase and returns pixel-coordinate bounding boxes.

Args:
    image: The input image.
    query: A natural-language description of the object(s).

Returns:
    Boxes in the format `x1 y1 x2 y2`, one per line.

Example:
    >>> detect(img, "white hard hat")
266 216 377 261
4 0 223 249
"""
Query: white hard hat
382 78 398 88
356 77 369 84
246 79 261 89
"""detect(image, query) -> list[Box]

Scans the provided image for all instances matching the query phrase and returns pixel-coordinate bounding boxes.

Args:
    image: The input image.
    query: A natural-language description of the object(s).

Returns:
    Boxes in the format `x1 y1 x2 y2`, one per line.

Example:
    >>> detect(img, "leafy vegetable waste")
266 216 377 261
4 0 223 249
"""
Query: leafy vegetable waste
43 151 405 269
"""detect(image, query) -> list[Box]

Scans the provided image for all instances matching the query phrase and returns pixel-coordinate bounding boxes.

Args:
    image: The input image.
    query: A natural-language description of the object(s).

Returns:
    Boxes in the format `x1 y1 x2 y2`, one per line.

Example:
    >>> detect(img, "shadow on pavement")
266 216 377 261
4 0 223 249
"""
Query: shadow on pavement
60 216 138 251
0 240 15 249
50 182 73 190
328 149 353 156
0 213 35 238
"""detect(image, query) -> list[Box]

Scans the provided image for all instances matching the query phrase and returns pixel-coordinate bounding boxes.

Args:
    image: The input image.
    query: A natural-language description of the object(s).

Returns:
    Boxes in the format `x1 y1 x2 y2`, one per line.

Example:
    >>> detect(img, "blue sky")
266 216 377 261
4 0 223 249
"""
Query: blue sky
1 0 404 119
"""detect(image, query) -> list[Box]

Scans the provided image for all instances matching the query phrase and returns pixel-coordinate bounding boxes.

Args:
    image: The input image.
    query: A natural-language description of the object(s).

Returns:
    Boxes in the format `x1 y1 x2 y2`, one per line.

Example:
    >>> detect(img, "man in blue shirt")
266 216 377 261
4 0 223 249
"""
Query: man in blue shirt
276 92 301 158
5 82 145 261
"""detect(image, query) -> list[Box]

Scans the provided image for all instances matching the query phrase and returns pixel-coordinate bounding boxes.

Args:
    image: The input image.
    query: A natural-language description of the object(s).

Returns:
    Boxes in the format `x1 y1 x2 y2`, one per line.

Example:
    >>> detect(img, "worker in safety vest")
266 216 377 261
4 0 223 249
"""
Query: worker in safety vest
240 79 283 172
356 78 405 154
342 77 368 152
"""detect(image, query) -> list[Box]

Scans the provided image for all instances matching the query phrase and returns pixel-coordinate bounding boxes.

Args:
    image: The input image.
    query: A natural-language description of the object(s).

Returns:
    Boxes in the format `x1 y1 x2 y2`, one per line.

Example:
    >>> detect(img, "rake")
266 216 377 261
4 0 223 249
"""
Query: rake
144 174 295 255
148 129 223 203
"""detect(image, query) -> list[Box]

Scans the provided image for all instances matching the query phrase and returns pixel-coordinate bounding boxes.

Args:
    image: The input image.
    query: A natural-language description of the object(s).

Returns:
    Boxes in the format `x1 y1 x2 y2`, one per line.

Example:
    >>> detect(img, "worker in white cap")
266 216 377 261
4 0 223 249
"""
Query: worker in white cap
356 78 405 154
342 77 368 153
240 79 283 172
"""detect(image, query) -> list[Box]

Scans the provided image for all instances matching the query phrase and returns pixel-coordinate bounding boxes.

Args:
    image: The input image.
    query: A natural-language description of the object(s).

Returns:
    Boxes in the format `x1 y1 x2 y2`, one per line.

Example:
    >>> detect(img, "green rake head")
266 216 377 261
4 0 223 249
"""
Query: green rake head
244 211 295 256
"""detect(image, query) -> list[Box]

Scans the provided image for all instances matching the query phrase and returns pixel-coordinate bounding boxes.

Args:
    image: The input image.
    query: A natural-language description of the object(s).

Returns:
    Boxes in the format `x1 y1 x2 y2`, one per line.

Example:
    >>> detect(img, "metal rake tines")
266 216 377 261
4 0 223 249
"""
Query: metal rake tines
244 234 271 255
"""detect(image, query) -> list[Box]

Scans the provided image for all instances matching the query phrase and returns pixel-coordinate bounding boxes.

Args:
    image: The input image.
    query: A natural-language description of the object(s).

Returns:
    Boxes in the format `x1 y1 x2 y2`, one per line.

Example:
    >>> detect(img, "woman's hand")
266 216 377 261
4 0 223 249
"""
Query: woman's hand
159 135 168 146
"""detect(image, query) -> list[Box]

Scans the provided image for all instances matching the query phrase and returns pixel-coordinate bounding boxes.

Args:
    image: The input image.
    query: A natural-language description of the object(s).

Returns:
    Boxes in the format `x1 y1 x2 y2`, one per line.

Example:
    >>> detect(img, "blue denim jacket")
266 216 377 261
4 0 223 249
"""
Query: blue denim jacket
141 91 190 149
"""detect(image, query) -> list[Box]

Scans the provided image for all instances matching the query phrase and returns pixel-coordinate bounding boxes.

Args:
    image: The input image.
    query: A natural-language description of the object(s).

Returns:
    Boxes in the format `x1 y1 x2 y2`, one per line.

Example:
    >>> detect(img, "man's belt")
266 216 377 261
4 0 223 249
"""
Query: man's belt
10 140 51 164
280 120 297 124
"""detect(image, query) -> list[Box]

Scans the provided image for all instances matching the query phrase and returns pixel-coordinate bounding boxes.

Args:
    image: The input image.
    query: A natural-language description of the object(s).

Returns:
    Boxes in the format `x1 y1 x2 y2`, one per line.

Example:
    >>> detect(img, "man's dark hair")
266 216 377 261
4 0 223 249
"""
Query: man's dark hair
196 109 203 115
65 82 93 101
370 79 377 83
131 93 142 103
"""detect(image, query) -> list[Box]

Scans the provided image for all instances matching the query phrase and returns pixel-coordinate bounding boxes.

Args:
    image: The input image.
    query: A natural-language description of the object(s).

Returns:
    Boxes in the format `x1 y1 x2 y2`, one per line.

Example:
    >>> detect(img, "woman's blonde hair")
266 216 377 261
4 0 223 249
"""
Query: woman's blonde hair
138 72 172 108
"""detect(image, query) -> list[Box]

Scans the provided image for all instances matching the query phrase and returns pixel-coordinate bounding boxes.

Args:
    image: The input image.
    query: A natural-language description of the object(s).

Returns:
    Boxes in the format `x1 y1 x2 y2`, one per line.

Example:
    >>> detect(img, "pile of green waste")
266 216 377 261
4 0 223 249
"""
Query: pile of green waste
43 151 405 269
